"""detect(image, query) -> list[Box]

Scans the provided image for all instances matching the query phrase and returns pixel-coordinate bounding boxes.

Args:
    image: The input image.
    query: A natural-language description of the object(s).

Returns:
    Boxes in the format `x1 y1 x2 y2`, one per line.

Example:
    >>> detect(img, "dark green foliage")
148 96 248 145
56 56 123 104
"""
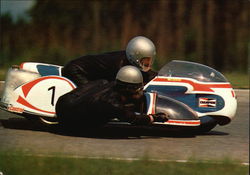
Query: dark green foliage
1 0 249 72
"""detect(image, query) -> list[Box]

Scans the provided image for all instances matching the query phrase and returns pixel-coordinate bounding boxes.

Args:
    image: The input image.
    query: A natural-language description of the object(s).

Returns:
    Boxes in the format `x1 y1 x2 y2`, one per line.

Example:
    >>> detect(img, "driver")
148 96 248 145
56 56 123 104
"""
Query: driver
62 36 157 86
56 66 167 129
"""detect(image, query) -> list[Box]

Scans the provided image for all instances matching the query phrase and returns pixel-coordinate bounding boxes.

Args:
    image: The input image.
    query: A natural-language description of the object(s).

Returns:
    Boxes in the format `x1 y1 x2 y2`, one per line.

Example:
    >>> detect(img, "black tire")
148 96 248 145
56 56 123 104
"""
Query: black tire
198 122 217 133
198 116 218 133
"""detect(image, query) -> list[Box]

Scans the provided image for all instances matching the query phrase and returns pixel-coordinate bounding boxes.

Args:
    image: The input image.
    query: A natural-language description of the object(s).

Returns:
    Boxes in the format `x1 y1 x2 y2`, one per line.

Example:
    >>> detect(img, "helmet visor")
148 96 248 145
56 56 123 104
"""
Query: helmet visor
139 57 153 72
115 80 143 96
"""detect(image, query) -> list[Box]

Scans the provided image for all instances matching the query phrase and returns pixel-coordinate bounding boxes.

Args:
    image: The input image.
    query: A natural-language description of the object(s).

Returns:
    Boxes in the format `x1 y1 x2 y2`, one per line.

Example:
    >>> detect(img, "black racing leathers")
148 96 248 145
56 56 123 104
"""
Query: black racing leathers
55 80 152 129
62 51 157 86
57 51 157 129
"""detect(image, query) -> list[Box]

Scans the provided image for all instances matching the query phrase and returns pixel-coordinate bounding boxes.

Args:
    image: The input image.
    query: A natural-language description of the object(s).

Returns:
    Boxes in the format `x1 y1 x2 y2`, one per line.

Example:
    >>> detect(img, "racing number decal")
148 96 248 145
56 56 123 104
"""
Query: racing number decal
17 76 76 116
48 86 56 106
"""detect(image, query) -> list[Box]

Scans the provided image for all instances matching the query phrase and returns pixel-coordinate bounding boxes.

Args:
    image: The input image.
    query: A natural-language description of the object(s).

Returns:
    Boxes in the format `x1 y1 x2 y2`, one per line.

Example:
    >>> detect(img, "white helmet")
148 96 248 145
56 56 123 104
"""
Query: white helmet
116 66 143 93
126 36 156 72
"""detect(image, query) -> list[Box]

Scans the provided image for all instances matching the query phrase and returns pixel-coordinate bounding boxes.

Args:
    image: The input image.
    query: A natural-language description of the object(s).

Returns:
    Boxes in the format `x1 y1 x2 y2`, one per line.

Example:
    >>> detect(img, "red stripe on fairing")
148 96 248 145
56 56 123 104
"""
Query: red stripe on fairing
231 90 235 98
151 93 157 114
167 119 200 125
17 96 55 114
153 77 232 92
19 62 26 69
22 76 75 97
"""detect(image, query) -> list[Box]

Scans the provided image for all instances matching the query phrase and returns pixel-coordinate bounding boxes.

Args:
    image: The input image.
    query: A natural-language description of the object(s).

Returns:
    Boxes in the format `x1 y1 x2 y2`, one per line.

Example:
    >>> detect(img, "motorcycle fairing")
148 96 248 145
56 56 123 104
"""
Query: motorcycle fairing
145 92 200 126
145 84 225 113
145 76 237 120
146 76 232 94
2 75 76 117
20 62 63 76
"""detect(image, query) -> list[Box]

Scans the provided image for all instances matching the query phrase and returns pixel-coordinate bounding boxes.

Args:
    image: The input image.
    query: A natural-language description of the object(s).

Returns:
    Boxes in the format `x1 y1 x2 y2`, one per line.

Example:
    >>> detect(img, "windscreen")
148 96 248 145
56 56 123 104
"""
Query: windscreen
158 60 228 82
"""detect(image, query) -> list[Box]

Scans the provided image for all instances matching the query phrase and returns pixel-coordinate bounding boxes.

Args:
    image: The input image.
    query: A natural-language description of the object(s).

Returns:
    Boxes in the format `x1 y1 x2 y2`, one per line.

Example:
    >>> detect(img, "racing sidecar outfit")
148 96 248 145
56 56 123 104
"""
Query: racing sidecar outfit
55 79 156 128
62 51 157 87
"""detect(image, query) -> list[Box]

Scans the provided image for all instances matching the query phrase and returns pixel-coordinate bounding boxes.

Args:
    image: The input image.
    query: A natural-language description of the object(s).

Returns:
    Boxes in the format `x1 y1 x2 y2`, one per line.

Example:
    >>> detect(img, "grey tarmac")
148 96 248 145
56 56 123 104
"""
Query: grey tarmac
0 87 249 163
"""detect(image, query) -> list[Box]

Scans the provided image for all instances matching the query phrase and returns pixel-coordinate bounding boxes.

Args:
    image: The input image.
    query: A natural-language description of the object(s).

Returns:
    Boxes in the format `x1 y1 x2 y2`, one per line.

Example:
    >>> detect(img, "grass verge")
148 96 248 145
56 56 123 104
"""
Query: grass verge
0 152 248 175
224 72 249 89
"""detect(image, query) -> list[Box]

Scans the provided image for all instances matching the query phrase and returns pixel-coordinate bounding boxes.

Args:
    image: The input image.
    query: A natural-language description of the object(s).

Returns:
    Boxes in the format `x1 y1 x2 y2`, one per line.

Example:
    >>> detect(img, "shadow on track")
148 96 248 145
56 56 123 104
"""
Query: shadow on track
0 117 46 132
196 130 229 136
0 117 229 139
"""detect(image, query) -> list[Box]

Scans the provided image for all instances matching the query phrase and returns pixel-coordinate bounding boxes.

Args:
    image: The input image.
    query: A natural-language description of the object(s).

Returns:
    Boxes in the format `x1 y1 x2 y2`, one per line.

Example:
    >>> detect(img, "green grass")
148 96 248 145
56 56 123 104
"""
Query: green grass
0 69 6 81
224 72 249 89
0 152 248 175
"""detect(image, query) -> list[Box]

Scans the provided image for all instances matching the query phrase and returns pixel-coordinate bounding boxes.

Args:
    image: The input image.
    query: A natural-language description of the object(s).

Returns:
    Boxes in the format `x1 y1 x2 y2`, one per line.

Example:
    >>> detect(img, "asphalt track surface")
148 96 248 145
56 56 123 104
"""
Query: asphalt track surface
0 88 249 163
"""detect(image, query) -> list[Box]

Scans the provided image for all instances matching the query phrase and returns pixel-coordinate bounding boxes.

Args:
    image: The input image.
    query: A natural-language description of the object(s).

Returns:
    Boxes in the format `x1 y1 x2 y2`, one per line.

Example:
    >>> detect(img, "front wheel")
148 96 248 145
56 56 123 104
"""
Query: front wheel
198 122 217 133
198 116 217 133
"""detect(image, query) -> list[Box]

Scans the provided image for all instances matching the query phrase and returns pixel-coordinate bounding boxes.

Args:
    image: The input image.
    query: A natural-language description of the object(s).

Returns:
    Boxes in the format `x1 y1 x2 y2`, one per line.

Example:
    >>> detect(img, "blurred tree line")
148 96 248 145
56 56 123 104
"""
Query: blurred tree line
0 0 249 72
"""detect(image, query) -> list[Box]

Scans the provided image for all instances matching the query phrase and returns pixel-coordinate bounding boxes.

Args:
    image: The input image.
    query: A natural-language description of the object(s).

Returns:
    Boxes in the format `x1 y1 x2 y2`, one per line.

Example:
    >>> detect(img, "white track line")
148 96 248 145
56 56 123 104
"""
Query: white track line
10 153 249 166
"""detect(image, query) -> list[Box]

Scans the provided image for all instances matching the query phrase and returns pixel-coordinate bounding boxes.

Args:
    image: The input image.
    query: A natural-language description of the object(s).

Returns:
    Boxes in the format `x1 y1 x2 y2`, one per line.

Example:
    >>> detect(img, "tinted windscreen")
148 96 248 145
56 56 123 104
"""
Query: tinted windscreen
158 60 228 82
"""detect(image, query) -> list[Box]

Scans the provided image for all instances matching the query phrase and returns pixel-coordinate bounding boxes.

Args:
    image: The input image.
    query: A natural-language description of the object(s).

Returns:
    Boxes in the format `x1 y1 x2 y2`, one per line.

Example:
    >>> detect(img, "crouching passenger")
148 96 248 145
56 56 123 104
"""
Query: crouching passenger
55 66 167 130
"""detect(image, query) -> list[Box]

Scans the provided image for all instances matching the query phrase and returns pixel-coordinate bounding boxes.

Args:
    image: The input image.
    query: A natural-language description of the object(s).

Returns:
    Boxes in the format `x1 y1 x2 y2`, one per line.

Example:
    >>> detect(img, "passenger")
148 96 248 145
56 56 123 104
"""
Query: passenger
56 66 167 129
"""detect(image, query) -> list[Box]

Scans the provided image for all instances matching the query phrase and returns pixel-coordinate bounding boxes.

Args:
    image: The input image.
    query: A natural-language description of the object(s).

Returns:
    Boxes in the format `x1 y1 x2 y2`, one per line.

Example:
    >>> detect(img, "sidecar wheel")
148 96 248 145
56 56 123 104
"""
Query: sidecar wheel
39 117 59 125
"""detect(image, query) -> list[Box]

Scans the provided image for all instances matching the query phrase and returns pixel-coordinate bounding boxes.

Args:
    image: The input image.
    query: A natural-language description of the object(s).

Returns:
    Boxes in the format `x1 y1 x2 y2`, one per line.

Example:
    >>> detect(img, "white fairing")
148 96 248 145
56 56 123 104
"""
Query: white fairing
1 68 40 105
144 60 238 125
20 62 63 76
145 76 237 123
197 88 237 120
1 68 76 117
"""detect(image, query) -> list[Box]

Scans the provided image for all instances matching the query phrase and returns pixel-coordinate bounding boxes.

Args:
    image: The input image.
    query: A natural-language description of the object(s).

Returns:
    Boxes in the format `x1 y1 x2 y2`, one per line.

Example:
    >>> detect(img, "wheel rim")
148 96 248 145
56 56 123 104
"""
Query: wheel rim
40 117 58 125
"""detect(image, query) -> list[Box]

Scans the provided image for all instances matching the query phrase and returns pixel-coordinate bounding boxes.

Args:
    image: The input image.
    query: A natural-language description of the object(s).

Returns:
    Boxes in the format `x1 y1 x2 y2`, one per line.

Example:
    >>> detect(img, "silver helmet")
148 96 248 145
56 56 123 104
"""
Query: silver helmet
116 65 143 84
126 36 156 72
115 66 143 93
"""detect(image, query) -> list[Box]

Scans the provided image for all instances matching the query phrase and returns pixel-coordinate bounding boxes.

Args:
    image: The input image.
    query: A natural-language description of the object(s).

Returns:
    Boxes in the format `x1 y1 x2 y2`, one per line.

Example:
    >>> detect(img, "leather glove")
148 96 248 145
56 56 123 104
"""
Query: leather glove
151 113 168 123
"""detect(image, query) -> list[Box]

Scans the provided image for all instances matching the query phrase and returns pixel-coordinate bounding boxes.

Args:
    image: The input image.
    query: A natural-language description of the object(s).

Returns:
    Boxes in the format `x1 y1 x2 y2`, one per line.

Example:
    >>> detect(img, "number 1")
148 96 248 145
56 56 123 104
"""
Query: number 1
48 86 56 106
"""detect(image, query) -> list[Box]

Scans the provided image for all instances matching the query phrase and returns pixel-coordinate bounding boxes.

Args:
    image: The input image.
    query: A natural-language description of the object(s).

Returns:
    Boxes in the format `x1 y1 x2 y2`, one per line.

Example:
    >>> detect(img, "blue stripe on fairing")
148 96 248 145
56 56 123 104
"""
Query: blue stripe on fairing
37 65 60 76
145 85 225 113
146 85 188 94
